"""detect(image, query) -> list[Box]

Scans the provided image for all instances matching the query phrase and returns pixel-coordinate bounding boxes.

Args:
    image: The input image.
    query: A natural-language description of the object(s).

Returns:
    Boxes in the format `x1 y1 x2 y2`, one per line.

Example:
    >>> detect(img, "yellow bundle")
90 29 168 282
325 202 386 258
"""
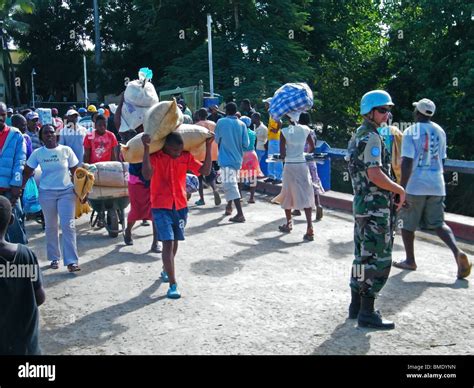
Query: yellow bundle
390 126 403 184
74 167 95 218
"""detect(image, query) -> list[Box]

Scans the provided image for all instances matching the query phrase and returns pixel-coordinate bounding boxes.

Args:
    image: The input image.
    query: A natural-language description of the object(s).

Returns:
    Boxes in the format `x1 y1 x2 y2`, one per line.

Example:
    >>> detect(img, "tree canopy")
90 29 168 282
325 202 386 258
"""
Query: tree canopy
7 0 474 159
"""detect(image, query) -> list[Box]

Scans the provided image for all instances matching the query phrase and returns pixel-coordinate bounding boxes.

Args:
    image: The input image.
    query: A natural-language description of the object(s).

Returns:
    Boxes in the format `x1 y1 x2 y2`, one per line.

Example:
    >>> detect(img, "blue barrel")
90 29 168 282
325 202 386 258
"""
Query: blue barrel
203 97 220 108
315 140 331 191
316 157 331 191
260 149 268 176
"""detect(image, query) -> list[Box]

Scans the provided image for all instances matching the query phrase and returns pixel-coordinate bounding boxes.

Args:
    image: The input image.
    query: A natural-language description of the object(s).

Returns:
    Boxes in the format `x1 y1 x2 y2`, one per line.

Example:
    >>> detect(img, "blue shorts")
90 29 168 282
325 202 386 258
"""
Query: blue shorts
152 207 188 241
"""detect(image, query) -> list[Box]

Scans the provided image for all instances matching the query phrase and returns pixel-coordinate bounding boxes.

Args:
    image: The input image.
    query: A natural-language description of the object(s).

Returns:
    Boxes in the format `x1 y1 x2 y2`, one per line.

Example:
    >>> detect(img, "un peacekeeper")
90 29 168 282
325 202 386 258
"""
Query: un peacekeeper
346 90 405 330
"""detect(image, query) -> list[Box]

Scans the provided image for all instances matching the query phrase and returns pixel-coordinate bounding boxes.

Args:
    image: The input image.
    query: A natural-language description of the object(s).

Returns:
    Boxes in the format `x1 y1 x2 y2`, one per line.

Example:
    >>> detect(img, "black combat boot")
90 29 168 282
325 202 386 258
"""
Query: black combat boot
358 296 395 330
348 290 360 319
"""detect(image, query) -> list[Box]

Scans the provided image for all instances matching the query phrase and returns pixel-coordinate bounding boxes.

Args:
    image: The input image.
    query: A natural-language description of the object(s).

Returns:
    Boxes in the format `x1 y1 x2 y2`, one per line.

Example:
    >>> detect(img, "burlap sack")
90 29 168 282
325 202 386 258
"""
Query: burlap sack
121 133 165 164
144 99 183 141
88 186 129 200
84 162 129 188
120 124 212 163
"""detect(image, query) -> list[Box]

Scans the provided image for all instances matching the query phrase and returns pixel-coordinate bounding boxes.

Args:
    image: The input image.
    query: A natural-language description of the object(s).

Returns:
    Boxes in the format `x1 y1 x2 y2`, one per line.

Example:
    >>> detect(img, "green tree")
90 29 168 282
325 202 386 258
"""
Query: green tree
382 0 474 160
11 0 94 104
0 0 35 105
157 0 315 107
305 0 388 147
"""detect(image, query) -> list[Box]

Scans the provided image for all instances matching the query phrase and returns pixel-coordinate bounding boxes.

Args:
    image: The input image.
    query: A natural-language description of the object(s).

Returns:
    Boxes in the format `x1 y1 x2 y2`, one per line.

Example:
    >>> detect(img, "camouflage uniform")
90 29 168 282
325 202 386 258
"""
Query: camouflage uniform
347 120 396 298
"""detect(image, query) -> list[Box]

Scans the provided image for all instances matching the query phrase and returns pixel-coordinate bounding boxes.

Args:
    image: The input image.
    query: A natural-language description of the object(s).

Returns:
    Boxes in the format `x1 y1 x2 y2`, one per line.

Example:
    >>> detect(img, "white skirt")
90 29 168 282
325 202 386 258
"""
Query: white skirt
272 163 315 210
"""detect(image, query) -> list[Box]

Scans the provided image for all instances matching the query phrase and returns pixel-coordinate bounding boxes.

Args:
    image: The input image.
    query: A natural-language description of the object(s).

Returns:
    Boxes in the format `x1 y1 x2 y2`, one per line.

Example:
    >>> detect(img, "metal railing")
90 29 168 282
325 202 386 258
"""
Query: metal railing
327 148 474 175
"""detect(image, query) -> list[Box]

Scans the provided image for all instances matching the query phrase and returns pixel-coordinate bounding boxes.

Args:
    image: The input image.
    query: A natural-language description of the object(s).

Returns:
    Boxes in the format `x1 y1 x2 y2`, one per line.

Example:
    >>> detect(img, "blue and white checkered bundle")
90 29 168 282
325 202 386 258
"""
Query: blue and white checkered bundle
269 83 314 121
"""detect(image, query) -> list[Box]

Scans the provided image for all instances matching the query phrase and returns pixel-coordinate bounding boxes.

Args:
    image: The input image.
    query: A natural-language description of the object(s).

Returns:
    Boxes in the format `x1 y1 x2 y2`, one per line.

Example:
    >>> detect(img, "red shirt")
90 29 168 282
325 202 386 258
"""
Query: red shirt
83 130 118 164
150 150 202 210
0 125 11 151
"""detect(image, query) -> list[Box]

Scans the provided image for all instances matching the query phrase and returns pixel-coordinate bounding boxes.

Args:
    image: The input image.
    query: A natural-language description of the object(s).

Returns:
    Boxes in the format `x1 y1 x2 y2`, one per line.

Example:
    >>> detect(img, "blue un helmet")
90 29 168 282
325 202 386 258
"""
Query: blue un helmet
240 115 251 128
360 90 394 115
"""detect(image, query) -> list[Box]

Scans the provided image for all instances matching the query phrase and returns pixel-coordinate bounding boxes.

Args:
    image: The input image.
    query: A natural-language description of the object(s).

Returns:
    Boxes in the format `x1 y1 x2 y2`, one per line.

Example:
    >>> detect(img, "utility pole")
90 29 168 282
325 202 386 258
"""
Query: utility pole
93 0 101 101
207 14 214 97
83 55 88 107
31 68 36 108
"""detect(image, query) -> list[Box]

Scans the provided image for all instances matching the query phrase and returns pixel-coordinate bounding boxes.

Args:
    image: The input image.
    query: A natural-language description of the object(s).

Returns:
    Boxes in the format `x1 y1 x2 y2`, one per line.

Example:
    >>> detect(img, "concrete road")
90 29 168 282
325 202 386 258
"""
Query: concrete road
30 190 473 355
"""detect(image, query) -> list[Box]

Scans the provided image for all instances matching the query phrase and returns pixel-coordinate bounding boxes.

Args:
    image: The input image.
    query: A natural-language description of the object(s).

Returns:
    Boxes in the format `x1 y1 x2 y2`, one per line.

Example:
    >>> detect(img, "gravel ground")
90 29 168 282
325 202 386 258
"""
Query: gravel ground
29 190 473 355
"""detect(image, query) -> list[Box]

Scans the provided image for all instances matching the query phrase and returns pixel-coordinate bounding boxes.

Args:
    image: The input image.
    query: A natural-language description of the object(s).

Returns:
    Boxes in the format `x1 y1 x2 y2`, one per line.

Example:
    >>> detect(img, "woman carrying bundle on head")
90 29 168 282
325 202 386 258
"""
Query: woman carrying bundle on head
273 112 315 241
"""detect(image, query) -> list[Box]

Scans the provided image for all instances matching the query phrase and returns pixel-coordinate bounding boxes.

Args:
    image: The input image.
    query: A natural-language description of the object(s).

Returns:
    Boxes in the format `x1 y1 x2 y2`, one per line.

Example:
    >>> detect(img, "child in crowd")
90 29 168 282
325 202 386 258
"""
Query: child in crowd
141 132 213 299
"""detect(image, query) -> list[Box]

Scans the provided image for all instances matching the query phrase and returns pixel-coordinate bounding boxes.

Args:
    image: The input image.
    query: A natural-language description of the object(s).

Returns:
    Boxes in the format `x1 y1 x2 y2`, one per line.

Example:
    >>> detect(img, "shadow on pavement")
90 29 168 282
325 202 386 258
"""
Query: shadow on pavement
311 320 372 355
42 245 159 288
41 279 165 354
379 269 469 315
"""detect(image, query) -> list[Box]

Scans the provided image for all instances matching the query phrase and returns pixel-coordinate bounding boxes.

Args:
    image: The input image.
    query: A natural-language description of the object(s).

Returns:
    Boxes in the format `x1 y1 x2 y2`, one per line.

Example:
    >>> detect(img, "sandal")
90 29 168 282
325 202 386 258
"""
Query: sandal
457 252 472 279
248 198 256 204
224 207 233 216
303 228 314 241
393 260 417 271
229 215 246 223
67 263 81 272
50 260 59 270
278 223 293 233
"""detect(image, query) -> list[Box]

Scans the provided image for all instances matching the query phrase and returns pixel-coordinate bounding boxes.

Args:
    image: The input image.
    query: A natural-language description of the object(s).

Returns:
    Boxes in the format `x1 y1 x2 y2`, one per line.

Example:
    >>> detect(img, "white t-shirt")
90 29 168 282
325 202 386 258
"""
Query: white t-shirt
27 145 79 190
255 123 268 150
401 121 447 196
281 124 310 163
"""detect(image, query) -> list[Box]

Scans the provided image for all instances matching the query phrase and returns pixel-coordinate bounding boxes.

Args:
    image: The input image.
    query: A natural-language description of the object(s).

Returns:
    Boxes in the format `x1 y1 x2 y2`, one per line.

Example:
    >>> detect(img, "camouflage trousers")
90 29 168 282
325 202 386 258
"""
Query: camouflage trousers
350 214 394 298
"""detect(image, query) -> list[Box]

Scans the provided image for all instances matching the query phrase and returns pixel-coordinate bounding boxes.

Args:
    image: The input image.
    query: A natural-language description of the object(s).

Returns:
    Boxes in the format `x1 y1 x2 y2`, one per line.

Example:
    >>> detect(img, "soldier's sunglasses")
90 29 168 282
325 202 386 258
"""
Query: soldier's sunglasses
374 107 391 114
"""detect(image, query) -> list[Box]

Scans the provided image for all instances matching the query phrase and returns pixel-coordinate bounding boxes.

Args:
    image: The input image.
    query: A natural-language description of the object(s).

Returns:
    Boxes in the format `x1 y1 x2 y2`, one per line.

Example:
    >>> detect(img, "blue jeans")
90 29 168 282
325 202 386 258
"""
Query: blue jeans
267 139 283 180
39 187 78 265
1 191 28 244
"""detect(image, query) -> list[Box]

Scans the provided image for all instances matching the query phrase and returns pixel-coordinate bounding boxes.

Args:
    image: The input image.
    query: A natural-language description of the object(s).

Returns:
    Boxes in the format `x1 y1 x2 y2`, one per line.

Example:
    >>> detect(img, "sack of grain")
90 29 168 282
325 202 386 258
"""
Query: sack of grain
177 124 212 151
121 124 212 163
121 133 165 164
88 186 129 200
144 99 183 141
84 161 129 187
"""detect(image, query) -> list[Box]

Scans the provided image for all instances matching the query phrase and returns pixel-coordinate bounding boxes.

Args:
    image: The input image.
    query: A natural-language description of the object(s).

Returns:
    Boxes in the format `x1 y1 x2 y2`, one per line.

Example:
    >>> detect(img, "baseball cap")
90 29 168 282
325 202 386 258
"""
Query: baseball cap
26 112 39 121
262 97 272 104
7 108 13 113
87 104 97 113
66 109 79 116
78 107 87 114
413 98 436 117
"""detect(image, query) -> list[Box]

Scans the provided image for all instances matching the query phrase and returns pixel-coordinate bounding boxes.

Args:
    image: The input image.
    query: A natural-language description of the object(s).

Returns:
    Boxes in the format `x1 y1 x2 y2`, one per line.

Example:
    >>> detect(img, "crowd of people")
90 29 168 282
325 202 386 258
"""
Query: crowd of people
0 89 472 354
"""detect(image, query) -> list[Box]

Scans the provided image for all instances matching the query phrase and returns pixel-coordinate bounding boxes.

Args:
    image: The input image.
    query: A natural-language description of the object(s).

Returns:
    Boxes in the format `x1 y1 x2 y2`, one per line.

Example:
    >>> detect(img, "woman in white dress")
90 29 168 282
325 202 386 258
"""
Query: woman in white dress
273 112 315 241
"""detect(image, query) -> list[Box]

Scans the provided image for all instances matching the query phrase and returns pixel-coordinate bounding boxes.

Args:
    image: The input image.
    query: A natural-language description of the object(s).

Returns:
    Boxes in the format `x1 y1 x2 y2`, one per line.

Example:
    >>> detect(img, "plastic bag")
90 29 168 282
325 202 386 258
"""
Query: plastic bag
119 68 159 132
186 174 199 194
22 177 41 214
